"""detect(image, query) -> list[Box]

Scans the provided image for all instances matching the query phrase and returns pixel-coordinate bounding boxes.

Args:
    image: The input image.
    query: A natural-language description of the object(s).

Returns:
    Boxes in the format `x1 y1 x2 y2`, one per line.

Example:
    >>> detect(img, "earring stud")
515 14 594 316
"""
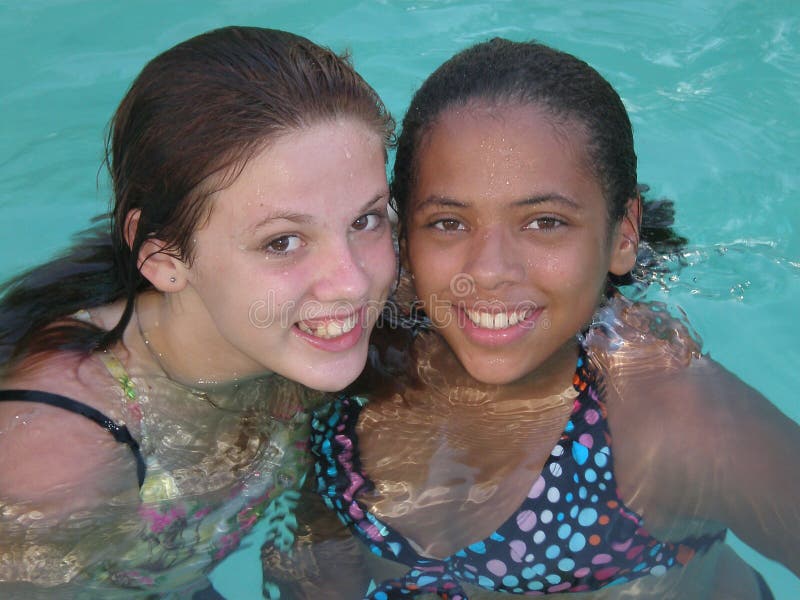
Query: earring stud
169 276 177 283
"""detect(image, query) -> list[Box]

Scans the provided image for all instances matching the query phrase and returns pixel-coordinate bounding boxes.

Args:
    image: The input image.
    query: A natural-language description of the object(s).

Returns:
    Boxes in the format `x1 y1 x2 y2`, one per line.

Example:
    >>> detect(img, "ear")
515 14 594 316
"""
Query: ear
124 209 188 292
608 195 641 276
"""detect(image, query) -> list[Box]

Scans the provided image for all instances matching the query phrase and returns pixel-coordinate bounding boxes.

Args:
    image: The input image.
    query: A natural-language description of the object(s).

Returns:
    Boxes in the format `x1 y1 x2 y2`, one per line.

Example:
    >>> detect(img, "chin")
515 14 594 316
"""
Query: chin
461 360 524 386
297 357 367 393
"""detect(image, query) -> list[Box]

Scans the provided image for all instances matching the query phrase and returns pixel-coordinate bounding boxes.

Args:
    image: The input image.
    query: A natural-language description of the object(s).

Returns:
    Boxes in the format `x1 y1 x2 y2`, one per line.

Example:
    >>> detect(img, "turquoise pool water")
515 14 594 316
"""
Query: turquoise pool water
1 1 797 598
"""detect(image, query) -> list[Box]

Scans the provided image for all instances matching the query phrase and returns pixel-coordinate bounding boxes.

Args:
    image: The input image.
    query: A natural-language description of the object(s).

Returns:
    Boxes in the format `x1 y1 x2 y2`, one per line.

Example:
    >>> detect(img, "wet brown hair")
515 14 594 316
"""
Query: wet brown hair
0 26 394 367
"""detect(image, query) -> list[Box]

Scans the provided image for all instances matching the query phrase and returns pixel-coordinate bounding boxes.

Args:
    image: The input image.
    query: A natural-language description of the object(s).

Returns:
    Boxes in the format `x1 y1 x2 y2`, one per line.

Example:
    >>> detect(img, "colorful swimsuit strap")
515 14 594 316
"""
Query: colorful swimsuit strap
312 351 726 598
0 389 146 487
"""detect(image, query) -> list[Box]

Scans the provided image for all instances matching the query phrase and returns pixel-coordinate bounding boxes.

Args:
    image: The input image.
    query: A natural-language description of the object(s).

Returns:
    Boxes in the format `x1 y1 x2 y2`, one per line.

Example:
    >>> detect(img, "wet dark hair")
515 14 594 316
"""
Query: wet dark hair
0 26 394 368
391 37 685 287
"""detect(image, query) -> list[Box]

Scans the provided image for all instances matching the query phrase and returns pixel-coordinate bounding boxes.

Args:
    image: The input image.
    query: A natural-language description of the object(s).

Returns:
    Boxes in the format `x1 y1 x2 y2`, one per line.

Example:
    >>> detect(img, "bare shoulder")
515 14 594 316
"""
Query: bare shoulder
601 346 800 575
0 351 139 519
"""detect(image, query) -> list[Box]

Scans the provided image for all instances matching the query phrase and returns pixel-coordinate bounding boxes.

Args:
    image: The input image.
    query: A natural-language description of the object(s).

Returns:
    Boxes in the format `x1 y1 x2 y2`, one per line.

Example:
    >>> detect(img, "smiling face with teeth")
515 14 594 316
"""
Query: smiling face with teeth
405 103 637 390
174 118 396 392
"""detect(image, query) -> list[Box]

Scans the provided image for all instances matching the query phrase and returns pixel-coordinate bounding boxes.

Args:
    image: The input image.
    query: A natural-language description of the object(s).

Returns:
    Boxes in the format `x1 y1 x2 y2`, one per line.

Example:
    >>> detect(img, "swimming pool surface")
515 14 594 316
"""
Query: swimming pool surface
1 1 797 598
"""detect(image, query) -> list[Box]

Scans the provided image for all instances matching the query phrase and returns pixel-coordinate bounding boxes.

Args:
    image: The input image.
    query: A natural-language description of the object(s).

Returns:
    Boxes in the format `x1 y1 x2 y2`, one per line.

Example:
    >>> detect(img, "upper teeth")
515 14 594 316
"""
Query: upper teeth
465 308 530 330
298 314 358 338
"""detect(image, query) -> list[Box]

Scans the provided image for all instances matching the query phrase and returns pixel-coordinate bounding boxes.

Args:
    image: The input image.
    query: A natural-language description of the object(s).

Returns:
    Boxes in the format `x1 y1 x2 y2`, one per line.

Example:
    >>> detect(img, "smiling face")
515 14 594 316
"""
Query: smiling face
405 103 636 389
180 118 396 391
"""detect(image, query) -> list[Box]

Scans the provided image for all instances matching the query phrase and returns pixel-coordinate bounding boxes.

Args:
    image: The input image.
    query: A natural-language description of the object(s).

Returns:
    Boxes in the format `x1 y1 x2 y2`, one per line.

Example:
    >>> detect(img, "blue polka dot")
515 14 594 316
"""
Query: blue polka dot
469 541 487 554
569 532 586 552
572 442 589 465
570 505 579 518
594 448 609 467
578 507 598 527
545 573 562 585
417 575 438 586
566 492 574 502
527 580 544 591
374 592 388 600
546 544 561 559
558 558 576 572
578 486 588 499
503 575 520 587
478 575 495 587
558 523 571 539
585 468 597 482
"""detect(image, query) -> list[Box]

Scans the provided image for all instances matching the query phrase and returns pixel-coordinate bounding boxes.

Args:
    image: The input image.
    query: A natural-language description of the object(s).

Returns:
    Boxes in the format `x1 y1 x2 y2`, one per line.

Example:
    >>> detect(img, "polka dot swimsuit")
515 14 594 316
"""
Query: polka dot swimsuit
311 352 725 598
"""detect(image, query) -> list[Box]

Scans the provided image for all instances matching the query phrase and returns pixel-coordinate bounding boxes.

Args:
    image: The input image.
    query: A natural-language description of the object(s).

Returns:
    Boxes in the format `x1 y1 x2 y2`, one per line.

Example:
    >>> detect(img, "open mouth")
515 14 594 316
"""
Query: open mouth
297 313 359 339
463 307 534 330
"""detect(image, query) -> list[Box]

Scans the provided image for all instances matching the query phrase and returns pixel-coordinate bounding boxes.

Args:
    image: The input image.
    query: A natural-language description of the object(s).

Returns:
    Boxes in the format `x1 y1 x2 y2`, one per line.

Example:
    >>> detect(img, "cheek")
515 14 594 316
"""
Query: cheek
372 235 399 289
407 238 461 296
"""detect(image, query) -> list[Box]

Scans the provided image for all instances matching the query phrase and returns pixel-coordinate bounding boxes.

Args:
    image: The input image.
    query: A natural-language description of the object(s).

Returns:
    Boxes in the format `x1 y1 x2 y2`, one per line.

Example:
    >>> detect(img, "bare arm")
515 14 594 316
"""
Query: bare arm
605 354 800 578
0 355 141 585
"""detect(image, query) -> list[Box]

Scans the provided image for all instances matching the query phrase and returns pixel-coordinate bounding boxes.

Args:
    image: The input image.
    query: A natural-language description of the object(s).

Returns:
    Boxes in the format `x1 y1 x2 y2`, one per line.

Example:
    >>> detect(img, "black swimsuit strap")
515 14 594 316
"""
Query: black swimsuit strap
0 389 146 488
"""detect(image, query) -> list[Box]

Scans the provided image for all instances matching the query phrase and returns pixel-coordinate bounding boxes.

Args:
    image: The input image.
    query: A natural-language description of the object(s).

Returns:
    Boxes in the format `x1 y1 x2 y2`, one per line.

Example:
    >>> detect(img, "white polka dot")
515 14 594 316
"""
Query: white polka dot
547 487 561 503
541 509 553 524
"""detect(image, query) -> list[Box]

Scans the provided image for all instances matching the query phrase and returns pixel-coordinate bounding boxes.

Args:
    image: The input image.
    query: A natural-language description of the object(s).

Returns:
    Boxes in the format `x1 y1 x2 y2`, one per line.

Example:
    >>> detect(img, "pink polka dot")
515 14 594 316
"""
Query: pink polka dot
584 409 599 425
548 582 573 593
486 559 507 577
595 566 620 580
516 509 537 532
578 433 594 448
574 567 591 578
591 553 612 565
528 475 546 498
611 538 633 552
509 540 527 562
626 544 645 560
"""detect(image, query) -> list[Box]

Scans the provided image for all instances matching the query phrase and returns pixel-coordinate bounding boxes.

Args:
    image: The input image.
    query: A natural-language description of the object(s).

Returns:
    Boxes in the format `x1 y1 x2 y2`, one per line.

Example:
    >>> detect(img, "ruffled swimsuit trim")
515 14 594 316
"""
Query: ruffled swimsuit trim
311 351 726 598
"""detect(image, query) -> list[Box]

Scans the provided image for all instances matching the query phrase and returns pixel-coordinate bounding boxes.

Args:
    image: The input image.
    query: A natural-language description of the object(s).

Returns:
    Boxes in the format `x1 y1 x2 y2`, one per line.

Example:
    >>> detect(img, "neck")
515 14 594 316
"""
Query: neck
131 291 266 390
415 332 580 410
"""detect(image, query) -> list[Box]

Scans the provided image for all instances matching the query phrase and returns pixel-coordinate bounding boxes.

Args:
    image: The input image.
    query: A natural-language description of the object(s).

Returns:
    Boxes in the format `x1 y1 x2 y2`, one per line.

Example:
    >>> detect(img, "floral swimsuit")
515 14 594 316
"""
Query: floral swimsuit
0 338 310 596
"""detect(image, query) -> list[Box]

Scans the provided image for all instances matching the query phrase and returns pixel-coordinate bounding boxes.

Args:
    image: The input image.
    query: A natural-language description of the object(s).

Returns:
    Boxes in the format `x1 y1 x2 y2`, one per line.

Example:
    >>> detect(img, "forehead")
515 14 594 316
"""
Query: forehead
188 118 388 242
411 102 600 207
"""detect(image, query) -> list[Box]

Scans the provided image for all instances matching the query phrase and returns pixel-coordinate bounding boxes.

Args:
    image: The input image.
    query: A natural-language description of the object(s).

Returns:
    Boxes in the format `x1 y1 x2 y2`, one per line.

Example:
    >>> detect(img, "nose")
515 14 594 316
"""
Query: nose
311 238 371 304
465 226 525 291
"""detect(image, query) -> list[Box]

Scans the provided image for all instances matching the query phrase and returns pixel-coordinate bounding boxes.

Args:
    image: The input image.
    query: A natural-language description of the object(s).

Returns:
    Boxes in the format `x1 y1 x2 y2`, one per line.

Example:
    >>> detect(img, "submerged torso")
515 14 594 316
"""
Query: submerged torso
0 308 323 598
310 318 769 598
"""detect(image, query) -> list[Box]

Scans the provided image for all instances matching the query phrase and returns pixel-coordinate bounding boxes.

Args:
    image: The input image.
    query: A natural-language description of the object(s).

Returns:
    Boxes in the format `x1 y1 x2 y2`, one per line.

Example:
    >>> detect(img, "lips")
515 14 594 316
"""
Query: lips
297 312 359 339
452 302 543 347
293 307 367 353
463 306 534 330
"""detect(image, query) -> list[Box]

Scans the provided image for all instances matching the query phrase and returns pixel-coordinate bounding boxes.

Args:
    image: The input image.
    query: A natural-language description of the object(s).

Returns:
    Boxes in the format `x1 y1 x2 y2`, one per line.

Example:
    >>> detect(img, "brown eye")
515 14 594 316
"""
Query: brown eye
432 218 464 232
352 213 382 231
265 235 301 254
526 217 564 231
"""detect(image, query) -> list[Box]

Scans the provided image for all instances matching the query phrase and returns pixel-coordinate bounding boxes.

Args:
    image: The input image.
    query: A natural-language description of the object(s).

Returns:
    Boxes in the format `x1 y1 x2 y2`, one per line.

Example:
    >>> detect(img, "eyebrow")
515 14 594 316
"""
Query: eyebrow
415 193 582 211
249 192 387 232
